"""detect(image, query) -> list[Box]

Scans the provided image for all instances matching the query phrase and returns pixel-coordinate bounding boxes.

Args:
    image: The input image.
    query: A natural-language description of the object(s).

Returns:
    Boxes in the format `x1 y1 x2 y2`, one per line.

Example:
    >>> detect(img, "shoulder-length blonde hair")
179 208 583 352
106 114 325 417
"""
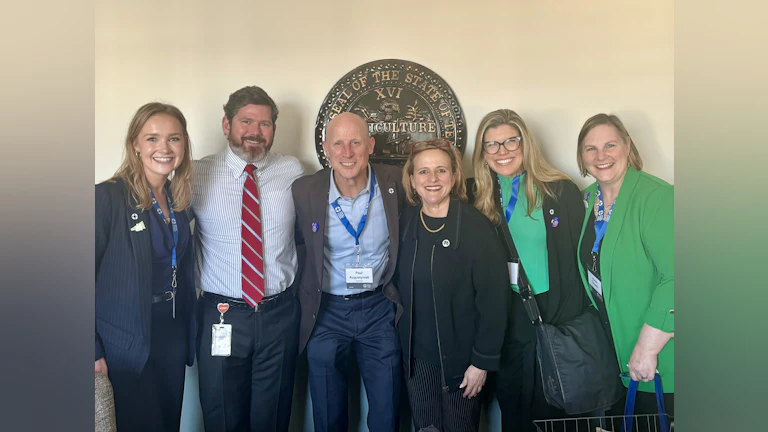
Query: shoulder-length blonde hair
576 113 643 176
107 102 193 211
472 109 570 225
402 139 467 206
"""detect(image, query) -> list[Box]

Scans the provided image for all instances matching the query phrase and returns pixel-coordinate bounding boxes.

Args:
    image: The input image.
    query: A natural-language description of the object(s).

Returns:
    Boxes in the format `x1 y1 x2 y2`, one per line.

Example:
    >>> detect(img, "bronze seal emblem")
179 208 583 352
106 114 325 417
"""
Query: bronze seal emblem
315 59 466 167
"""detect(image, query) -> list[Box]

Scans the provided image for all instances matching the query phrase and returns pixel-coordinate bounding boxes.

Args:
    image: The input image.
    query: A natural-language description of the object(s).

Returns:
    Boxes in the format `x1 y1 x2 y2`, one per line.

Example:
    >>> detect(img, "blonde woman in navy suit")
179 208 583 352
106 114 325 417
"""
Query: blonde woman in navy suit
95 102 195 431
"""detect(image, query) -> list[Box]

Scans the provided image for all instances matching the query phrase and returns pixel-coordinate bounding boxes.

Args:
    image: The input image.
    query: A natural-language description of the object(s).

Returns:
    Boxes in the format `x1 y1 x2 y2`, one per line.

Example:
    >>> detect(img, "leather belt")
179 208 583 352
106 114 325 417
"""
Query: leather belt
201 290 293 312
151 290 176 303
335 285 383 301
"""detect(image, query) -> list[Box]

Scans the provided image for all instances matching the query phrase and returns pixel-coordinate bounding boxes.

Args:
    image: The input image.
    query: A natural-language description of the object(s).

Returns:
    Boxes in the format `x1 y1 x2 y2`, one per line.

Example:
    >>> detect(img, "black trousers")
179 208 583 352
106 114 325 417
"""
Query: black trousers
494 345 582 432
110 301 187 432
196 291 300 432
406 357 481 432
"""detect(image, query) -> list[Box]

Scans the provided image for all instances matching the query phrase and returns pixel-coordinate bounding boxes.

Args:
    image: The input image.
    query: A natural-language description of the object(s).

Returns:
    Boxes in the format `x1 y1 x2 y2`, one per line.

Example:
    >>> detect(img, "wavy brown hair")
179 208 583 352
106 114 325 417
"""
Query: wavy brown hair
576 113 643 176
472 109 570 225
108 102 193 211
403 139 467 206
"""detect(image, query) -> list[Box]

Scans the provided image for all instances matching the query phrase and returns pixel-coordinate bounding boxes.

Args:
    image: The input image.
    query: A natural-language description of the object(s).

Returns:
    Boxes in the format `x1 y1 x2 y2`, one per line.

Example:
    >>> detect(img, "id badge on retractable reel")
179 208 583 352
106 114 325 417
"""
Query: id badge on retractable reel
345 243 375 291
212 303 232 357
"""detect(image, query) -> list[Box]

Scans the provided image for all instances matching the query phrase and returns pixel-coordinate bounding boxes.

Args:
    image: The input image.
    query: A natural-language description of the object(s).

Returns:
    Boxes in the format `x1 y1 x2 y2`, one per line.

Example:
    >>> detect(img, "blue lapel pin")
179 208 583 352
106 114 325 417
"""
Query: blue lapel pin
311 222 319 233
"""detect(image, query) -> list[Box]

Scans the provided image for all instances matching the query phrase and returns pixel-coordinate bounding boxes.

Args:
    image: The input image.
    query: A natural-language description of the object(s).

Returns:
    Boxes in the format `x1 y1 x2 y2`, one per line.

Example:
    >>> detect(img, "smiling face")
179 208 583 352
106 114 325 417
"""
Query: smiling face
322 113 375 189
580 124 631 187
410 148 456 210
132 113 186 186
482 124 524 177
223 104 275 163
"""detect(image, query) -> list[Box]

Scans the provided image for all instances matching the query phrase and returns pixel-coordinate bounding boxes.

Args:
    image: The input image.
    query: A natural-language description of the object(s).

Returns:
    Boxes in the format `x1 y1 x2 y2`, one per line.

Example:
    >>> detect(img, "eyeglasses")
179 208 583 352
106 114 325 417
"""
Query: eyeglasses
482 136 522 154
411 138 453 153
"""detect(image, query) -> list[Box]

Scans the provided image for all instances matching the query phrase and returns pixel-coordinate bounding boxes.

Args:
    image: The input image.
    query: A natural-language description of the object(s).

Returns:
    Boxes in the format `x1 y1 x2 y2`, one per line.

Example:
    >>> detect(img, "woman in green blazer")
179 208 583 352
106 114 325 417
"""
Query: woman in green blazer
575 113 674 420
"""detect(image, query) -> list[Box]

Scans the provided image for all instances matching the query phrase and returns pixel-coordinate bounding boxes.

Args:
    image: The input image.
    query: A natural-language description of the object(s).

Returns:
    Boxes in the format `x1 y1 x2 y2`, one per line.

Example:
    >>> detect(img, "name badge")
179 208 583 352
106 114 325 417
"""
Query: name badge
588 271 603 300
508 262 519 285
211 323 232 357
345 264 374 291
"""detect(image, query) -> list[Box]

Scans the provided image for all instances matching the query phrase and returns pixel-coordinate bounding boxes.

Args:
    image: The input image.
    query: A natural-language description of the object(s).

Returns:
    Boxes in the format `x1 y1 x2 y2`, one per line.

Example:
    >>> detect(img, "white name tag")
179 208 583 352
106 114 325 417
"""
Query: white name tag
508 262 519 285
588 271 603 300
345 266 374 290
211 323 232 357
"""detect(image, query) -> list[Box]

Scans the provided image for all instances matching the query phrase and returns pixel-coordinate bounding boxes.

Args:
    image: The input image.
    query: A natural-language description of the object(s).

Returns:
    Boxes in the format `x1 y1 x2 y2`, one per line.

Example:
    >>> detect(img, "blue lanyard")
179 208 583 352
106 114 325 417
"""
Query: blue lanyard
592 185 615 254
498 171 525 224
330 170 377 259
150 188 178 289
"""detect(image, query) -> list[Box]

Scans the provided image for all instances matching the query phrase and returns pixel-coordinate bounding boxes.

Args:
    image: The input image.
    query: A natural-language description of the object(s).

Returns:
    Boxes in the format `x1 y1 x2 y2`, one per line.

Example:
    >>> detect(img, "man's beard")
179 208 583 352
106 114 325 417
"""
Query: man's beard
229 134 272 163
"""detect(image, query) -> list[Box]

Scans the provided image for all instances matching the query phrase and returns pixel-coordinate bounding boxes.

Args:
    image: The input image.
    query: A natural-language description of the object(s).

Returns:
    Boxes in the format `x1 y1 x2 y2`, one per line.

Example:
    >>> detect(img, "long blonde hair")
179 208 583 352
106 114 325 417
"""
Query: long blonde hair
108 102 193 211
472 109 570 224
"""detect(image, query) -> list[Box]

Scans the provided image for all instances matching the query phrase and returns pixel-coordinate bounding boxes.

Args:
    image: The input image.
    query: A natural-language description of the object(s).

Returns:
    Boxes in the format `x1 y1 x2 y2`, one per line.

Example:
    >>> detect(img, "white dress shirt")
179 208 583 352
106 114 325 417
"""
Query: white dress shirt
192 146 304 298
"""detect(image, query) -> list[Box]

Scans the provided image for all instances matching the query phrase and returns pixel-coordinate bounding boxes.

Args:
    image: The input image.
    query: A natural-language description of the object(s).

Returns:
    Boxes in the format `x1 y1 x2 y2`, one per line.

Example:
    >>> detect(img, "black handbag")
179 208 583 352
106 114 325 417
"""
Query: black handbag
510 257 623 415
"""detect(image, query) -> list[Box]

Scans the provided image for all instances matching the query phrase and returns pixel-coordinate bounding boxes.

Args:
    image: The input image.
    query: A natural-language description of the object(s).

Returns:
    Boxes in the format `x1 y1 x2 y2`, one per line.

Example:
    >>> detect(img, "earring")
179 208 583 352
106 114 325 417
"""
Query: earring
582 169 588 177
135 151 140 158
627 157 632 168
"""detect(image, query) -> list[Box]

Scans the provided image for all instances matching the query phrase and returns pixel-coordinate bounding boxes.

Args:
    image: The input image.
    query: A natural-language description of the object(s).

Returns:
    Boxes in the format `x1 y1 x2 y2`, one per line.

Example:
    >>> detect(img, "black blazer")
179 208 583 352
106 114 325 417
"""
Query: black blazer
395 199 511 390
292 164 406 354
467 176 589 355
95 178 196 375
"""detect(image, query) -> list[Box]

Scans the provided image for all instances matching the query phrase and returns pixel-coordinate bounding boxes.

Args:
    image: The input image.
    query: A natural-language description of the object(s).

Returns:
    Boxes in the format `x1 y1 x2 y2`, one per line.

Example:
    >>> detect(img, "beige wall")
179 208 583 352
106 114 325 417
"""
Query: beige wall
96 0 673 189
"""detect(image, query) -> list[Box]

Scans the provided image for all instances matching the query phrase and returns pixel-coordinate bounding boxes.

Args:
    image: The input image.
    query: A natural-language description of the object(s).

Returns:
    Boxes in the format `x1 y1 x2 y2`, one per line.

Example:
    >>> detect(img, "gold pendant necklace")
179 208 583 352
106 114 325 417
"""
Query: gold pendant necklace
420 209 445 233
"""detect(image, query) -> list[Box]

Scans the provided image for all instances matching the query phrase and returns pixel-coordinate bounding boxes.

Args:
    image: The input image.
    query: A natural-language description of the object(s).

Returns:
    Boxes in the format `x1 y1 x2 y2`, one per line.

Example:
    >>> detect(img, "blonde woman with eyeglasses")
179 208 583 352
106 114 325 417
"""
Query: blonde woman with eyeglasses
468 109 590 431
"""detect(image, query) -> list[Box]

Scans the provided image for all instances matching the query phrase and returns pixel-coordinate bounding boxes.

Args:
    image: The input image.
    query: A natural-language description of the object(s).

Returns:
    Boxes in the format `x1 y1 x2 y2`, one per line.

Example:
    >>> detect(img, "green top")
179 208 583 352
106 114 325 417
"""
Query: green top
499 173 550 295
578 167 675 393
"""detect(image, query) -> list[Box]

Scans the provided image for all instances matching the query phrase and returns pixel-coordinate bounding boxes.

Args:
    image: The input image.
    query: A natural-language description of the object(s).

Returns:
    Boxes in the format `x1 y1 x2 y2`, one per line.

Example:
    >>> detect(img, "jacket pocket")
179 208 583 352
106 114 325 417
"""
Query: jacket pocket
96 318 135 351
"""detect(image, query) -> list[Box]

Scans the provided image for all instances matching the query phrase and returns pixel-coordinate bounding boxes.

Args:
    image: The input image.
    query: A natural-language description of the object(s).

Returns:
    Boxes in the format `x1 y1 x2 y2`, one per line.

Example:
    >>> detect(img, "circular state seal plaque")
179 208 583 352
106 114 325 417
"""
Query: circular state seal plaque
315 59 466 167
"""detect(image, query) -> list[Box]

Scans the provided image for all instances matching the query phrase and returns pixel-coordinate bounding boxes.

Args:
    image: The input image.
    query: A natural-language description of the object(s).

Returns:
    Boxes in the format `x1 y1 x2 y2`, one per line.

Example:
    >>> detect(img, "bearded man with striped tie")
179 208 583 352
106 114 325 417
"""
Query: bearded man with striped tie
191 86 305 432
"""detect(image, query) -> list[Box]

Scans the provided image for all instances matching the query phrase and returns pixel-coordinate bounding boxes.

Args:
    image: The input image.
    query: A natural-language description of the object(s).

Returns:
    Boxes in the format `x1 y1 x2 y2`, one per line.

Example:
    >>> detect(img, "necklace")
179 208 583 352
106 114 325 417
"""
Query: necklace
420 209 445 233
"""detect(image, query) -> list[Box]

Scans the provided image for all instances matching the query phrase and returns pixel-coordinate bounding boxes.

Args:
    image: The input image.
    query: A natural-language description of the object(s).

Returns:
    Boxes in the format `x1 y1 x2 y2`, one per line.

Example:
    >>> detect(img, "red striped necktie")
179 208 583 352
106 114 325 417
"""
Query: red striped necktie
241 164 265 307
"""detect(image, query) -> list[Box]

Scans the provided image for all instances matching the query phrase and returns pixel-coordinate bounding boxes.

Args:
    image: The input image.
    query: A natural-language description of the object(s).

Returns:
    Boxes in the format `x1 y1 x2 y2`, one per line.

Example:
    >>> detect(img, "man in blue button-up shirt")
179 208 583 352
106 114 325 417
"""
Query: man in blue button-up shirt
292 112 406 432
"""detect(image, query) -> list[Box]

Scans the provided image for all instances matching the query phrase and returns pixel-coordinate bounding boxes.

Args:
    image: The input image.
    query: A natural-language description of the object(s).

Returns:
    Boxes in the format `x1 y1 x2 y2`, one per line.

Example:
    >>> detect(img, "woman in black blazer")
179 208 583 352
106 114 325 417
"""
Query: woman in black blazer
395 139 510 432
468 109 589 432
95 102 195 431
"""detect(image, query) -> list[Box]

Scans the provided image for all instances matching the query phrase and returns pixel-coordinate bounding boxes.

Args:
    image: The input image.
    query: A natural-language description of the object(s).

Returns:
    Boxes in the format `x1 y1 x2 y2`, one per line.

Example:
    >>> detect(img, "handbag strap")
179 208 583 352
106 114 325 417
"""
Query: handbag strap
622 374 669 432
494 218 542 325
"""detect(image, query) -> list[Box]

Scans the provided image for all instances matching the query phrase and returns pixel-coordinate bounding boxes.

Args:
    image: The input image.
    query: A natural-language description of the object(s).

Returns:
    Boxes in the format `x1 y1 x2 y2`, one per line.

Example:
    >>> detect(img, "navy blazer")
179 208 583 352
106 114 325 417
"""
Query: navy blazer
95 178 196 375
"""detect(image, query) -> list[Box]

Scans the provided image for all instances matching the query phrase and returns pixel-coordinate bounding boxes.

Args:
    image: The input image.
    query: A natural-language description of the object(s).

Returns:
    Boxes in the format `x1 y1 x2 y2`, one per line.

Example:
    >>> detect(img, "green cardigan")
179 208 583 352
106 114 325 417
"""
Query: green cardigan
577 167 674 393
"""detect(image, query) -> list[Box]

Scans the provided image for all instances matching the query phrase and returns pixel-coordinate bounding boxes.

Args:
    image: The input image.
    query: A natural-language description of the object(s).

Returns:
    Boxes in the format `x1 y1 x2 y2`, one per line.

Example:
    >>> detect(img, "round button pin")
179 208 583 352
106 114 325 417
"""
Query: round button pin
442 239 450 247
131 213 138 220
388 188 394 194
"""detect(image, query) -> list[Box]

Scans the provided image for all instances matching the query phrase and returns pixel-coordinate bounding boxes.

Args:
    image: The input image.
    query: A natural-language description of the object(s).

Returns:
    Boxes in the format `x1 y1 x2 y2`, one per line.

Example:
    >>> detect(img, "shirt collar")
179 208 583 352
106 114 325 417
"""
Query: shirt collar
328 163 373 203
225 145 274 178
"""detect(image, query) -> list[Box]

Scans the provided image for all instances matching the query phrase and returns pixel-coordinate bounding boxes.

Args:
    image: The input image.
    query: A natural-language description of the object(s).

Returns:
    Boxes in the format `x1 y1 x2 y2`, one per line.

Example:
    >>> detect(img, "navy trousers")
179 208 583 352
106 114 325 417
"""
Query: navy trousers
196 292 300 432
306 290 402 432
